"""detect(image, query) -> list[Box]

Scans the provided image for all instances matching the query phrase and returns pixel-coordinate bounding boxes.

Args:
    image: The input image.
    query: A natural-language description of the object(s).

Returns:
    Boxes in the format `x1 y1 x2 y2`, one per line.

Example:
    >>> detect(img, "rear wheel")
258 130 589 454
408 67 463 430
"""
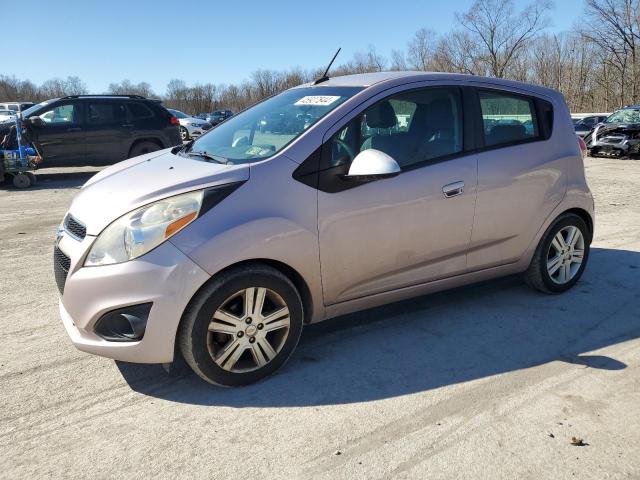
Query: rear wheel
525 213 590 294
179 264 304 386
12 173 32 188
128 141 160 159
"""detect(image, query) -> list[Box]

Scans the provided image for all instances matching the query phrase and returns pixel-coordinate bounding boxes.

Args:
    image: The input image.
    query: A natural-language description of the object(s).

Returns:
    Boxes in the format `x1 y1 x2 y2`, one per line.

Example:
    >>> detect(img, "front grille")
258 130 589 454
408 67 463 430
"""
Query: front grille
54 246 71 294
64 215 86 240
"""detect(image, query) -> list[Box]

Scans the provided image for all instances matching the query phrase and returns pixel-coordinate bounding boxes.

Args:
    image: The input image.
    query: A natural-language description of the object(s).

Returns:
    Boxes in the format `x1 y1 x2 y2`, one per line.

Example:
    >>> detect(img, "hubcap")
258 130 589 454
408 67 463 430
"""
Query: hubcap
546 226 585 284
207 287 291 373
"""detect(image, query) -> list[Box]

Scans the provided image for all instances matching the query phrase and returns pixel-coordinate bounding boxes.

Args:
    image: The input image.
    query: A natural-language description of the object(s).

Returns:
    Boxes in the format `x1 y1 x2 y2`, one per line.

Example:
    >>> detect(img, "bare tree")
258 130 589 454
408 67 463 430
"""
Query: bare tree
407 28 437 71
456 0 552 78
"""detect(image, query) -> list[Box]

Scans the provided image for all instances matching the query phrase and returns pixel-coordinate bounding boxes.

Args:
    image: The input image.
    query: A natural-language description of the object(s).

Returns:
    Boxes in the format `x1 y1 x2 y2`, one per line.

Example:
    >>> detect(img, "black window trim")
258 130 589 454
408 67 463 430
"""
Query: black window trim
472 87 551 153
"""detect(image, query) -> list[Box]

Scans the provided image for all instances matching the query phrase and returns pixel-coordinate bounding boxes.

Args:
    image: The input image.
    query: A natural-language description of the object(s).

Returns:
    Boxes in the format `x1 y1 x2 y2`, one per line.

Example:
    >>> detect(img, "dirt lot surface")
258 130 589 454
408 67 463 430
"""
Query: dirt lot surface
1 158 639 479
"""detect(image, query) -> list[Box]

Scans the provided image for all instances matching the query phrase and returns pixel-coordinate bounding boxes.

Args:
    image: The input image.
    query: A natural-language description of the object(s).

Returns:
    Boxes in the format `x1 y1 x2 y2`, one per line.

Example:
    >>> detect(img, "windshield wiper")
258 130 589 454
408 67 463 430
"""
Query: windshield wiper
186 150 227 164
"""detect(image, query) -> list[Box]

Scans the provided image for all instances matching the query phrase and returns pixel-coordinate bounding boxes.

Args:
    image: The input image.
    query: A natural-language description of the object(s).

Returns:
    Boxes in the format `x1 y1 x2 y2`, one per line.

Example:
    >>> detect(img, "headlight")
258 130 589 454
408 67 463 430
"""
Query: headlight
85 190 203 266
189 123 202 127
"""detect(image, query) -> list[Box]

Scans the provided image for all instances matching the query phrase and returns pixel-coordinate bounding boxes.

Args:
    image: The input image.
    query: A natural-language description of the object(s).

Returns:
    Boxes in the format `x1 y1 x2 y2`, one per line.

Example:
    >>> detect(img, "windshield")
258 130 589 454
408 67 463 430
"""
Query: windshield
605 108 640 124
22 99 55 117
184 86 363 164
169 109 188 119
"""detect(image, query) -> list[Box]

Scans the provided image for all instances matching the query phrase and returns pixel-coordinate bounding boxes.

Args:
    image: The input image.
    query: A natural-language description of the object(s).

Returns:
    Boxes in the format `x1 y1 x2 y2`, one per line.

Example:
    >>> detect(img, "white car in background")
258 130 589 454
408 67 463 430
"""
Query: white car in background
0 109 17 123
167 109 212 141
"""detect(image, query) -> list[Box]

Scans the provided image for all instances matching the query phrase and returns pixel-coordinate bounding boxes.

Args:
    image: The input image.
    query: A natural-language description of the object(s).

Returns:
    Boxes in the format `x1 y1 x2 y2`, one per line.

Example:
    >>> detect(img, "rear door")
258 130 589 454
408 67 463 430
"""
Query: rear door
30 101 86 166
467 87 564 270
84 100 129 164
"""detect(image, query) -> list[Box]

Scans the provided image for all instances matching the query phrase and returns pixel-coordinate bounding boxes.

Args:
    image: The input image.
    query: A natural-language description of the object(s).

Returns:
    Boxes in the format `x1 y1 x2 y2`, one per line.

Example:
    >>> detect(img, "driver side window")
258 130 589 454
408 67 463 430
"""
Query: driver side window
327 87 463 170
38 103 78 125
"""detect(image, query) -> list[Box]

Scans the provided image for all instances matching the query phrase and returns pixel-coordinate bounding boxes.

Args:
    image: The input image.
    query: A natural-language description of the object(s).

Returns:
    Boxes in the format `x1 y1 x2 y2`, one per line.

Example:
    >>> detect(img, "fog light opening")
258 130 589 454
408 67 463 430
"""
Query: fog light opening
94 303 152 342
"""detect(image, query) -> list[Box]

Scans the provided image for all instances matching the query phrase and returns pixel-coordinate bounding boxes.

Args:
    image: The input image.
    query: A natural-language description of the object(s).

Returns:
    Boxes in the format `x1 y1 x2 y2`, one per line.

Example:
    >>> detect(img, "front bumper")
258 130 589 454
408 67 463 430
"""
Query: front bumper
58 235 210 363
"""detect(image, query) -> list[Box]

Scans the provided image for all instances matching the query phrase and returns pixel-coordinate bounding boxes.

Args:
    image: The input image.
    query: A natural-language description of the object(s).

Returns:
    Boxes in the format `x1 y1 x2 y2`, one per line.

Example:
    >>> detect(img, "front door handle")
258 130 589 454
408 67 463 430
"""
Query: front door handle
121 124 134 128
442 181 465 198
66 127 82 132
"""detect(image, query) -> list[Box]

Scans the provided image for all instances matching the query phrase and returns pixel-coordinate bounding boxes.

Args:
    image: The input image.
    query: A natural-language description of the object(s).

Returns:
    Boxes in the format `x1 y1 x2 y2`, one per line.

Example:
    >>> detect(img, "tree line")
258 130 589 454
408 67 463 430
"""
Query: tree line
1 0 638 114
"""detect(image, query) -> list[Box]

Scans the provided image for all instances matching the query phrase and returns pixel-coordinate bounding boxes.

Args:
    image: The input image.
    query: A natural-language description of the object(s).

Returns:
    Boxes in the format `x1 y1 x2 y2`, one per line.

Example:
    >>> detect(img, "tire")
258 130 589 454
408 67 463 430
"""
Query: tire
178 264 304 386
180 126 189 142
12 173 32 188
525 213 591 294
26 172 37 185
128 141 160 159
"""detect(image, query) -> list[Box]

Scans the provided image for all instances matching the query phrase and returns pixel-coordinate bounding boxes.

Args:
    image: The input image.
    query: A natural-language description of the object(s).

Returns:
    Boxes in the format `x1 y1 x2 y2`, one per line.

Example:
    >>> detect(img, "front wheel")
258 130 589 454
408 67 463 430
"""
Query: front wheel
180 126 189 141
525 213 591 294
178 264 304 386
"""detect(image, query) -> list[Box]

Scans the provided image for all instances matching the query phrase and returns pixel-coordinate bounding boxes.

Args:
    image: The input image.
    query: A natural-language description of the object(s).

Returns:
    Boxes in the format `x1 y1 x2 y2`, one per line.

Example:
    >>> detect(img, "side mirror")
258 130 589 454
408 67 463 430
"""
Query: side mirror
28 116 45 127
346 149 400 181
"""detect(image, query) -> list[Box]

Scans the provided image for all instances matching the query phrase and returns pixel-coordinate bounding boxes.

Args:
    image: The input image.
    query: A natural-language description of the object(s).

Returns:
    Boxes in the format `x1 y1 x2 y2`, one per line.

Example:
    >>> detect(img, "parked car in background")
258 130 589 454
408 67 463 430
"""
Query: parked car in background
0 109 16 123
56 72 593 387
167 109 213 141
0 101 35 112
206 109 233 125
574 114 608 137
585 106 640 157
0 95 181 166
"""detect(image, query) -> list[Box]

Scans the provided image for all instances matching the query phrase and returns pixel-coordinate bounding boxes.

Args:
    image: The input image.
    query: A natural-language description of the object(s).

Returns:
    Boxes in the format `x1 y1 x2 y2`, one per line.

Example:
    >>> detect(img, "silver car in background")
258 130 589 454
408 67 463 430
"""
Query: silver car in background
168 108 212 141
56 72 594 386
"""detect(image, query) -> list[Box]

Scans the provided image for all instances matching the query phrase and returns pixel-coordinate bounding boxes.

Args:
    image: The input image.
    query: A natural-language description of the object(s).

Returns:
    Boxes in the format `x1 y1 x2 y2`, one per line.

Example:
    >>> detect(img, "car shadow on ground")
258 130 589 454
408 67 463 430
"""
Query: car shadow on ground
116 247 640 407
1 168 101 191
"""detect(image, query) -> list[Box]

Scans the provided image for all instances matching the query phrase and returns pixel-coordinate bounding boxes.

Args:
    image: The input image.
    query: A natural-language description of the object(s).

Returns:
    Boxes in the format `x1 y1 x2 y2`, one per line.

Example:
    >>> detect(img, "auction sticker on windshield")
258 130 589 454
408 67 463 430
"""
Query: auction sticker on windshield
294 96 341 106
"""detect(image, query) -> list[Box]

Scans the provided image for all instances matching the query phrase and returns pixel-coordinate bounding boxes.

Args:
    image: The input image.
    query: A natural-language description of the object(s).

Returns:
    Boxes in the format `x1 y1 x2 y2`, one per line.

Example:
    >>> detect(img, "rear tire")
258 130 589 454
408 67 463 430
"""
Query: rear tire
525 213 591 294
178 264 304 386
12 173 32 188
128 141 160 159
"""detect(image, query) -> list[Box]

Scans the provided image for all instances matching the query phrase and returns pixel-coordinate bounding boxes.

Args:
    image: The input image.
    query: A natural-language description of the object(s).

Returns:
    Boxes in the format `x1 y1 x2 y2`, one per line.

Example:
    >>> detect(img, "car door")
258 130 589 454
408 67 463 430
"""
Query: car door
466 87 565 270
29 101 85 166
84 100 129 164
316 86 478 305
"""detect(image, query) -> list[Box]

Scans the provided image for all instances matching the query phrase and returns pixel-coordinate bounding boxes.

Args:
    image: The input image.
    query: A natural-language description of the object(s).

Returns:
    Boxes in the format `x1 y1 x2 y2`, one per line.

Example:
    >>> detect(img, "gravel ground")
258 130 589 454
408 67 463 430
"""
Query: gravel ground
1 157 639 479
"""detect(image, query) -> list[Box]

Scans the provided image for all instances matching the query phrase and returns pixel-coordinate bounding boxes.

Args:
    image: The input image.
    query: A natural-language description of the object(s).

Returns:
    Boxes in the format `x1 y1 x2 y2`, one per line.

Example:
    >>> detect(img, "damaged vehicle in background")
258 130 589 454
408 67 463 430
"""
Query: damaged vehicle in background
585 106 640 157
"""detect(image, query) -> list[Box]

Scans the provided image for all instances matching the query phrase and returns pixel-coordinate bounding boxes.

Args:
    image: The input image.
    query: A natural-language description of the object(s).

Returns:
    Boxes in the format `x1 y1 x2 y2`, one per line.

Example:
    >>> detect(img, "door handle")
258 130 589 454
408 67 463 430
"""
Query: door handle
121 124 134 128
442 181 465 198
66 127 82 132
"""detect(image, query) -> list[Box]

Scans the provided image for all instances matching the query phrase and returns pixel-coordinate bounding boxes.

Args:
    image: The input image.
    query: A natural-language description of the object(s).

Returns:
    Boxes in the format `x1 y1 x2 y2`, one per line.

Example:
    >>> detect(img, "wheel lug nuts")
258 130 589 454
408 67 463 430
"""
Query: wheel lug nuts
249 337 256 343
237 331 244 338
257 323 263 330
245 317 252 324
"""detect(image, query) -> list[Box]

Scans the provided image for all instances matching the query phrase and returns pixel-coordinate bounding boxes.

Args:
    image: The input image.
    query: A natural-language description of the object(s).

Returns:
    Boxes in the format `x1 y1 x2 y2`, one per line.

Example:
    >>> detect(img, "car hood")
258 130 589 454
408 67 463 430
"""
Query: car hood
68 149 250 235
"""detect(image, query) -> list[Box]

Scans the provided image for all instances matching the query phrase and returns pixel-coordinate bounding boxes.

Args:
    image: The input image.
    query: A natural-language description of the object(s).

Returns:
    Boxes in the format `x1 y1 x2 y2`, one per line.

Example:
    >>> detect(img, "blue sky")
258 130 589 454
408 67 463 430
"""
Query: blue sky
4 0 585 95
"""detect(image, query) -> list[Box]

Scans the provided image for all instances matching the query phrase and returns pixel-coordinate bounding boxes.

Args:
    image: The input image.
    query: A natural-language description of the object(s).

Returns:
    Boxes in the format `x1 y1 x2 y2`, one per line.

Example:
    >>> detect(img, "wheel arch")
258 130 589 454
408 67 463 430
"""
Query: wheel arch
188 258 315 325
562 207 593 239
127 137 164 158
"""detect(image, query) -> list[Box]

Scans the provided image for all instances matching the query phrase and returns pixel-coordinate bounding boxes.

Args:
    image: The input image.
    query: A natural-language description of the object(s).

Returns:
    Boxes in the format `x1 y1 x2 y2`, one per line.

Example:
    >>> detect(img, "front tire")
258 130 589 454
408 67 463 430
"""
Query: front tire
525 213 591 294
128 141 160 158
178 264 304 386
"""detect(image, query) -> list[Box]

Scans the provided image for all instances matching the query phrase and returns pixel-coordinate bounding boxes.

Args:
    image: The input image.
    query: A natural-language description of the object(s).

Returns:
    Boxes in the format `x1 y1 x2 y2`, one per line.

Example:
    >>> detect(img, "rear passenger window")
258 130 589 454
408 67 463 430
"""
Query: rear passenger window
127 102 154 120
87 102 126 125
479 91 538 147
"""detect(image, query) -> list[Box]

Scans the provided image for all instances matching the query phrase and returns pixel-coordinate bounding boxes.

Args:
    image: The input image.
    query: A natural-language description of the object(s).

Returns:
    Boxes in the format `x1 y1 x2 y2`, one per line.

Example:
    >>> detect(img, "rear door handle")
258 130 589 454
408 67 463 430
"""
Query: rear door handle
442 181 465 198
66 127 82 132
121 124 134 128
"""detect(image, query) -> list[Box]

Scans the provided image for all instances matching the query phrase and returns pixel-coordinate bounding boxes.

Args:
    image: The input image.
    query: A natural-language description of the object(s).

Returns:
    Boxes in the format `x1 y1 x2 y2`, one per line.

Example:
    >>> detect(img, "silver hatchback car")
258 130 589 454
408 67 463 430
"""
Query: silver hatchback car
56 72 594 386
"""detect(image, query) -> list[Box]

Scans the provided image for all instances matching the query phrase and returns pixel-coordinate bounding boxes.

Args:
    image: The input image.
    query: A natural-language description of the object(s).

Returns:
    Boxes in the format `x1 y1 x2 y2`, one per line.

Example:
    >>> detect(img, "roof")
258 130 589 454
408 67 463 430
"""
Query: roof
299 71 561 98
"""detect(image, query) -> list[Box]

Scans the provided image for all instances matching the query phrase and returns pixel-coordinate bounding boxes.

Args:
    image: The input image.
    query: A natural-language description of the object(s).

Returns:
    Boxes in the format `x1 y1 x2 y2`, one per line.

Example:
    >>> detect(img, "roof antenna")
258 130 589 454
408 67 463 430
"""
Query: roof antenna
313 48 341 85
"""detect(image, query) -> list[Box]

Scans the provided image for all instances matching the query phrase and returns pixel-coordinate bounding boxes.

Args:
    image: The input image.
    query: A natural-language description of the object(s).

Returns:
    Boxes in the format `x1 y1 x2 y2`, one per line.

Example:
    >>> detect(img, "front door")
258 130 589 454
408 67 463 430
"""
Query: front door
317 87 478 305
31 101 85 166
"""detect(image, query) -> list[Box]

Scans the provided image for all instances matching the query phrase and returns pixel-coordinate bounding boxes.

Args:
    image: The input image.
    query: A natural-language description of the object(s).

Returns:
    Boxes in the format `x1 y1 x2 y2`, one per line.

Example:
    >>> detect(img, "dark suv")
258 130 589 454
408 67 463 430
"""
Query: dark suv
13 95 181 166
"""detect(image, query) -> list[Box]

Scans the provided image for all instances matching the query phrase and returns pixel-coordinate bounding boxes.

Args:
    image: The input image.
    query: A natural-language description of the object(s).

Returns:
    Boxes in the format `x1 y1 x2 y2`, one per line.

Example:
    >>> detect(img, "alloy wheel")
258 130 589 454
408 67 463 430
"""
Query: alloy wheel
546 226 585 284
207 287 291 373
